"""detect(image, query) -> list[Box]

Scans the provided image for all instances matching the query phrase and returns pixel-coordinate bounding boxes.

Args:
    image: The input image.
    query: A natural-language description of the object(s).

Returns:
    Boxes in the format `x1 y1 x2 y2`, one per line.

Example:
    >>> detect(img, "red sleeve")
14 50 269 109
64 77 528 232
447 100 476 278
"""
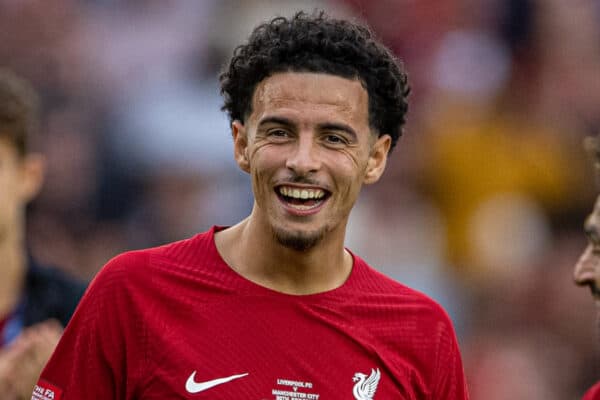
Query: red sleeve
583 382 600 400
32 252 148 400
431 309 470 400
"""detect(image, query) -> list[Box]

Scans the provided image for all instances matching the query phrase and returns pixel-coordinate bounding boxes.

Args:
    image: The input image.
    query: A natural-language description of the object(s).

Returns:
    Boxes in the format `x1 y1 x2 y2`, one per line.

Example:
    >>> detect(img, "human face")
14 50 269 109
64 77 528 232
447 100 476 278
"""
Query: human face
0 138 25 241
232 72 391 251
574 195 600 319
0 137 44 243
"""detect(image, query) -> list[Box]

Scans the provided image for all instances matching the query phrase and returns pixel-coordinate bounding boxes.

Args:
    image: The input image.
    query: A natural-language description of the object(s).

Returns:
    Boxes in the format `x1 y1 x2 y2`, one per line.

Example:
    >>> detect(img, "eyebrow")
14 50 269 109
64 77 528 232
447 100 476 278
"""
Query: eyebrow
257 116 358 140
318 122 358 141
258 116 294 129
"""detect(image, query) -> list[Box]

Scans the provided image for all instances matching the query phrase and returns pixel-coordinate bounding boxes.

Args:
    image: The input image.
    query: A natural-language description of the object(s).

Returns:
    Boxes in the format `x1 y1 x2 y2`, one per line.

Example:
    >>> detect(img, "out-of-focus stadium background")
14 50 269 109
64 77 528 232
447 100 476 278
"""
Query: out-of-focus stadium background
1 0 598 397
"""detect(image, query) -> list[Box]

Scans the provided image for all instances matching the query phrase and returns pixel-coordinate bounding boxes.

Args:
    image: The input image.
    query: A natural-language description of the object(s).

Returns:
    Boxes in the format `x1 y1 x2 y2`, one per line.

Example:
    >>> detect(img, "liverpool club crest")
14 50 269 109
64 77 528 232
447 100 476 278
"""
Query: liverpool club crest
352 368 380 400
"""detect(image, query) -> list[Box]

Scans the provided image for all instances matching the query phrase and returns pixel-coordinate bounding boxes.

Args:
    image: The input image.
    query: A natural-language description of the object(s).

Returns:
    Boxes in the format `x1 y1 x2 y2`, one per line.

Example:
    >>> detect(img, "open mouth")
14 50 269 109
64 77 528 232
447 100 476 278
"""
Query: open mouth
275 185 330 211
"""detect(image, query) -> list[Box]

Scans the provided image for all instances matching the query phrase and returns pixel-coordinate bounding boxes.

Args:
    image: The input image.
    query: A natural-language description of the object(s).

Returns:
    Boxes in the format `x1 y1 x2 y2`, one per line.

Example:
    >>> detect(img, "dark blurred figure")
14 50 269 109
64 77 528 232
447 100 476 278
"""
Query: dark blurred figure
0 69 86 399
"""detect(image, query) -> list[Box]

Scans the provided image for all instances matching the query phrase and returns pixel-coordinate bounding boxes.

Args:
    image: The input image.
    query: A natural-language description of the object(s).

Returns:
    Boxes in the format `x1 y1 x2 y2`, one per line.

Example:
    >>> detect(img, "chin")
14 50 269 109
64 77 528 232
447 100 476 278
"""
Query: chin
272 226 326 252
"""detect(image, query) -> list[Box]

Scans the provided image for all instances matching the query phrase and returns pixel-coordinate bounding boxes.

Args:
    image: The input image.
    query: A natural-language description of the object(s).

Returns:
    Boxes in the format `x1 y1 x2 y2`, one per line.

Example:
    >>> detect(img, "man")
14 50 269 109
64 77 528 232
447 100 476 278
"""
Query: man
34 11 469 399
0 68 86 399
574 136 600 399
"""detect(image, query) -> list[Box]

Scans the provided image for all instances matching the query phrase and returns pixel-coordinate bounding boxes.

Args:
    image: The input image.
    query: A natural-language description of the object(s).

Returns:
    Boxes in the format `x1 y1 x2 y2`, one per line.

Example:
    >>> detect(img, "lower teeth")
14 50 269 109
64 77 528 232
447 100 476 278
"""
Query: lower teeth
291 204 316 210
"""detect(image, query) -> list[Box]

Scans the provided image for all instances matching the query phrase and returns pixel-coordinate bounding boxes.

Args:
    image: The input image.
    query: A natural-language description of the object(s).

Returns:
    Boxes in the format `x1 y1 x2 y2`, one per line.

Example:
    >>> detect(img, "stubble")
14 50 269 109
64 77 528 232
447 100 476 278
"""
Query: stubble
272 226 326 252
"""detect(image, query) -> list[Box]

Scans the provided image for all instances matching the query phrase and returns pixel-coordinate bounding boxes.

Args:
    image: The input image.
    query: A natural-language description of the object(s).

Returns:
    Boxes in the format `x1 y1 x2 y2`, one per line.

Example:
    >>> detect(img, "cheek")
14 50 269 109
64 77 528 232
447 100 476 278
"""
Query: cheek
249 148 280 193
0 174 19 200
331 152 369 185
594 258 600 275
577 252 600 283
250 147 278 177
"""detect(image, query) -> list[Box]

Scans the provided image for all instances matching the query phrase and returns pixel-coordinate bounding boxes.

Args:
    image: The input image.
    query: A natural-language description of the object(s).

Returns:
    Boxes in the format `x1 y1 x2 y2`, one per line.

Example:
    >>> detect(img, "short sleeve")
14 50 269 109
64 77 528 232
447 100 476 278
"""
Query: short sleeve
432 309 469 400
32 252 148 400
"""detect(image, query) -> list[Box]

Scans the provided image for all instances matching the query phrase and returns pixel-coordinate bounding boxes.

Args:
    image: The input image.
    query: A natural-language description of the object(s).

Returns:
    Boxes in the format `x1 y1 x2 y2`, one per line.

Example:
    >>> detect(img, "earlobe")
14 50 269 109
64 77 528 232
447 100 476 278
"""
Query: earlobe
20 153 46 202
232 120 250 173
364 134 391 184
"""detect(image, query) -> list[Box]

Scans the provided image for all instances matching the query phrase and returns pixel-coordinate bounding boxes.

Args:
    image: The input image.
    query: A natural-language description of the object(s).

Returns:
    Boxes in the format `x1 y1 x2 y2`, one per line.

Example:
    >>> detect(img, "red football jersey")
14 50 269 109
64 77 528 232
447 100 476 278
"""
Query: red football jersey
33 227 469 399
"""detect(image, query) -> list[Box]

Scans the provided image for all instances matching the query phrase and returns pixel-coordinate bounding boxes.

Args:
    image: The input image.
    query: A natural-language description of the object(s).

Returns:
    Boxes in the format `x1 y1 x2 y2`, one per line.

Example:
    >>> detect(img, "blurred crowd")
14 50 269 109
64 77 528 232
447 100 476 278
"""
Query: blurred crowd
1 0 599 398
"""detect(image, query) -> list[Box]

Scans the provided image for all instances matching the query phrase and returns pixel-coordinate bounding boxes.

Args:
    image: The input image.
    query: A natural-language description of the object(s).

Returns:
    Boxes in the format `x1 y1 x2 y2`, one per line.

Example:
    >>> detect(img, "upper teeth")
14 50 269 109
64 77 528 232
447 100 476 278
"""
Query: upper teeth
279 186 325 200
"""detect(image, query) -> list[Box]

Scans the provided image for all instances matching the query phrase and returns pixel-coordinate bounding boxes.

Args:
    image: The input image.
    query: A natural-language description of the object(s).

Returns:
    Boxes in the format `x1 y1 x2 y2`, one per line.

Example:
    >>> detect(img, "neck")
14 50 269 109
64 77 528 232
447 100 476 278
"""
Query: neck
215 216 352 295
0 233 26 318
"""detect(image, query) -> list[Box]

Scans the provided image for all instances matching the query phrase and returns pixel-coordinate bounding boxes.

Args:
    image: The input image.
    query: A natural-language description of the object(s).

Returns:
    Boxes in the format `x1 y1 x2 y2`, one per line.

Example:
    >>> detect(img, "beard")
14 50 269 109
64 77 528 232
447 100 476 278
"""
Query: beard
272 226 326 252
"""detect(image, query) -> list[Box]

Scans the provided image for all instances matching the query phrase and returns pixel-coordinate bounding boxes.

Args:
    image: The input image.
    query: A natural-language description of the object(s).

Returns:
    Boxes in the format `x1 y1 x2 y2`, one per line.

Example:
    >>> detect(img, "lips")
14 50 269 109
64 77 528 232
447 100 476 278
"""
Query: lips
275 185 330 214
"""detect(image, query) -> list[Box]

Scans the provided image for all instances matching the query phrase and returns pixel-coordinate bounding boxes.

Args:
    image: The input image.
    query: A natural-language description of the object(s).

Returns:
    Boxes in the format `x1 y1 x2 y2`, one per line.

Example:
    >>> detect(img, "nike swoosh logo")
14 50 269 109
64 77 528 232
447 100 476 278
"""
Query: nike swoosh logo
185 371 249 394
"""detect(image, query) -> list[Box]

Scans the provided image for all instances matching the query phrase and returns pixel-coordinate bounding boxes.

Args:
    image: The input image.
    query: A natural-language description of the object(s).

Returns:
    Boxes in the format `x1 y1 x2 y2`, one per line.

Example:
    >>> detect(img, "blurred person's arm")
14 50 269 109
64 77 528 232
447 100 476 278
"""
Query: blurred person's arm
0 320 62 400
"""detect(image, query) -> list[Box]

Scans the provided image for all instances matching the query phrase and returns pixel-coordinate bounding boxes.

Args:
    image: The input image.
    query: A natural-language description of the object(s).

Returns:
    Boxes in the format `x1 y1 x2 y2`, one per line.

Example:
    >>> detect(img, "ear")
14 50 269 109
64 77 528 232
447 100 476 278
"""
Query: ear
364 134 391 184
232 120 250 173
19 153 46 203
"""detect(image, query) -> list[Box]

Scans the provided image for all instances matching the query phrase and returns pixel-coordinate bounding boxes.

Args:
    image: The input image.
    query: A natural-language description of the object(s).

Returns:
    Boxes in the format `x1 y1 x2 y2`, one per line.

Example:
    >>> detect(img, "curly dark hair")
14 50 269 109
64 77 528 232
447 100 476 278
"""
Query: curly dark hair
219 10 410 152
0 68 39 157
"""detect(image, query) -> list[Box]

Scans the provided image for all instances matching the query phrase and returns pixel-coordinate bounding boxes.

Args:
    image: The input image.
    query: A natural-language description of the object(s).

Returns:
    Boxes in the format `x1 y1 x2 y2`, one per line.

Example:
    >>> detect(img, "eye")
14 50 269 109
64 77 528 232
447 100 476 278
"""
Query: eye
323 134 348 146
264 128 294 143
267 129 290 139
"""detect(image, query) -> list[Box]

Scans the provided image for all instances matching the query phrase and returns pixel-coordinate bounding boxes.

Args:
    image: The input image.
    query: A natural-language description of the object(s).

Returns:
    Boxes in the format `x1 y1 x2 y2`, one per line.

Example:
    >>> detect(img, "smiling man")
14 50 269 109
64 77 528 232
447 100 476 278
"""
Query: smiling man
34 11 469 399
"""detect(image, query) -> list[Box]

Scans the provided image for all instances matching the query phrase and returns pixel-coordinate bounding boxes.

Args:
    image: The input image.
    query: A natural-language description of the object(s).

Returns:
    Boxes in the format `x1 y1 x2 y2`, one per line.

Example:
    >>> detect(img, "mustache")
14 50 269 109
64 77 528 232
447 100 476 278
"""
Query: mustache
278 173 324 187
590 282 600 298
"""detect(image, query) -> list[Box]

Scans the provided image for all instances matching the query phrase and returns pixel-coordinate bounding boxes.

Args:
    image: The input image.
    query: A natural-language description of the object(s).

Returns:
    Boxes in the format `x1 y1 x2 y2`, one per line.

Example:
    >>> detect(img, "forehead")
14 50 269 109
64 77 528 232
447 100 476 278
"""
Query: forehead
249 72 369 125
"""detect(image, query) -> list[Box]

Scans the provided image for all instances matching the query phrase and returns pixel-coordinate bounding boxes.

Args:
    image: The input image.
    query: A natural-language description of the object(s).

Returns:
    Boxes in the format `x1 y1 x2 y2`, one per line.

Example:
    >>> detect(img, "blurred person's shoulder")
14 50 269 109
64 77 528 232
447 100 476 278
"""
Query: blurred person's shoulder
26 257 86 295
24 257 87 327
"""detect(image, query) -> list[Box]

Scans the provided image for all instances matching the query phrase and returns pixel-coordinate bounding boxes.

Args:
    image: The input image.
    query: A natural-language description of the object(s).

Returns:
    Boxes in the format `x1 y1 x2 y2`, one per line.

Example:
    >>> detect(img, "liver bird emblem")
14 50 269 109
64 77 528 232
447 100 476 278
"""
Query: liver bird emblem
352 368 381 400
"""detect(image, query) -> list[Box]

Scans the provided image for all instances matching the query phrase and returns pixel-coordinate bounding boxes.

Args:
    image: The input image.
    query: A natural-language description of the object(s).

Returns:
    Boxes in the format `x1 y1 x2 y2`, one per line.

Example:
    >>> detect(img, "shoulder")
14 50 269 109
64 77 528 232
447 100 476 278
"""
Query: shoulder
351 255 457 330
89 228 218 294
354 256 447 311
100 228 217 275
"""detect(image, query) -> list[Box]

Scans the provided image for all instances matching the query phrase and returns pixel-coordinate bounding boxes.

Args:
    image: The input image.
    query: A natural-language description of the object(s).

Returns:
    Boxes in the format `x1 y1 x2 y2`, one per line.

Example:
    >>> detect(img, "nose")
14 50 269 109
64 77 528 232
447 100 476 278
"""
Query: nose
285 134 321 176
573 245 598 286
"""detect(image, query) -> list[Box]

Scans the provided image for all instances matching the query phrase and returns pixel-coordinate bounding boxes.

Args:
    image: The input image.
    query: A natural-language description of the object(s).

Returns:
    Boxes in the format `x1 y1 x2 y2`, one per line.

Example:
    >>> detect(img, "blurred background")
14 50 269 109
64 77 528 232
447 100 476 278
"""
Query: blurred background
1 0 599 397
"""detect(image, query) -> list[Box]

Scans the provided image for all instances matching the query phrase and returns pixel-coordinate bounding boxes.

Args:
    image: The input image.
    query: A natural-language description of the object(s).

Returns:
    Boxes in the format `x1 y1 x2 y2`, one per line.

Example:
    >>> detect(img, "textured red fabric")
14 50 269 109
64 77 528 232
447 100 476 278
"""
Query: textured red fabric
35 227 469 399
0 315 8 345
583 382 600 400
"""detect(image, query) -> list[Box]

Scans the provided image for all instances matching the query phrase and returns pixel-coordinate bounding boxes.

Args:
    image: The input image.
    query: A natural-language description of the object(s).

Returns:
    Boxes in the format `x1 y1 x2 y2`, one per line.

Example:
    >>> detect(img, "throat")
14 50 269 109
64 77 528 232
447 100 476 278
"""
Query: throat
259 247 354 295
217 218 353 295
